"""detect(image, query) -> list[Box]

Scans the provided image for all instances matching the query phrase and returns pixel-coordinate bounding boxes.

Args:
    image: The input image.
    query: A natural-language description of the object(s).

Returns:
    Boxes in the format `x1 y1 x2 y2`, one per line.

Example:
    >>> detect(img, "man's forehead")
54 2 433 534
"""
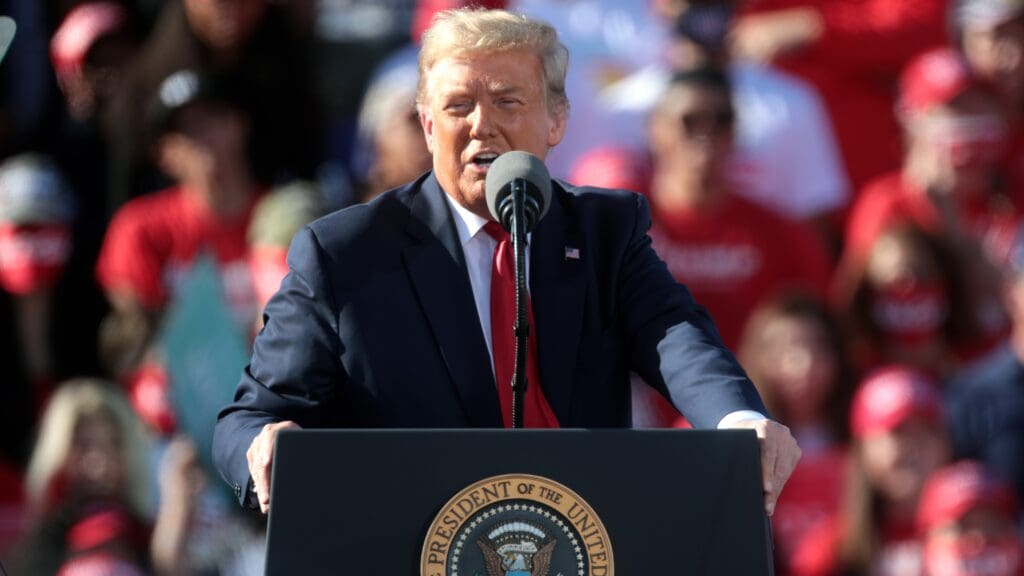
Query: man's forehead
424 52 543 93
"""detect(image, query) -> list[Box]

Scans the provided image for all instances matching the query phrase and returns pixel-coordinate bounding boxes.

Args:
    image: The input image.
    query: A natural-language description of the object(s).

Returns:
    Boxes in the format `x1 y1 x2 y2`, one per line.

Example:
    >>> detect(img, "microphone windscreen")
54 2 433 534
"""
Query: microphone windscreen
485 151 552 224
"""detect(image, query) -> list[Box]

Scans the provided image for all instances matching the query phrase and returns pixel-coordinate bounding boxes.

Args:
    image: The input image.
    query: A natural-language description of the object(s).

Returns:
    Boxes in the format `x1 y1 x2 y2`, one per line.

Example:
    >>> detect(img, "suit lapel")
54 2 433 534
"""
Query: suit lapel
530 183 586 426
401 174 503 427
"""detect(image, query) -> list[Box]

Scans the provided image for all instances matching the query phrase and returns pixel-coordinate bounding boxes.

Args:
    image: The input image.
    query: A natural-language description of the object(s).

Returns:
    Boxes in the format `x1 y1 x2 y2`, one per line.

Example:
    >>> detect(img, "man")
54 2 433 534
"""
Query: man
97 69 262 433
213 8 800 516
946 229 1024 516
646 67 832 350
598 1 848 225
954 0 1024 203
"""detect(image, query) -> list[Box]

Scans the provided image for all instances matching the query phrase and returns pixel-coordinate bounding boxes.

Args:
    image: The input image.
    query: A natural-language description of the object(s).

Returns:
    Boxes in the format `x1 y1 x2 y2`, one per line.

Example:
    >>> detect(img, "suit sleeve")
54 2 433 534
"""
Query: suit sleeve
213 226 345 506
619 195 768 429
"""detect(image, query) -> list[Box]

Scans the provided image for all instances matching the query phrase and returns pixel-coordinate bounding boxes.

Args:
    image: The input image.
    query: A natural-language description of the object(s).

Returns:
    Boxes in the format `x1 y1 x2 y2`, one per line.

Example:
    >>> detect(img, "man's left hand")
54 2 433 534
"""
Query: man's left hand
722 419 801 516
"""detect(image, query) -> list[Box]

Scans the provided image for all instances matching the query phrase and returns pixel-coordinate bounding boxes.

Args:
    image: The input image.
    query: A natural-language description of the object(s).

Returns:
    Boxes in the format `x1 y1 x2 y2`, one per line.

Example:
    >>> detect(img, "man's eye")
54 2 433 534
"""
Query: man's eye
445 102 472 114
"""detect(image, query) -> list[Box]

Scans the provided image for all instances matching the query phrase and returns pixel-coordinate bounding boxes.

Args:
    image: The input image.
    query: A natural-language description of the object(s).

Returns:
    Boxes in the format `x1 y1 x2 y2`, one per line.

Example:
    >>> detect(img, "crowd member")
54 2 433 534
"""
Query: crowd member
917 461 1022 576
12 379 198 576
0 154 76 463
737 293 855 572
107 0 319 206
945 229 1024 512
50 2 137 126
598 0 848 228
843 47 1016 363
50 1 140 222
96 69 262 433
16 380 212 576
247 180 326 316
352 60 431 203
647 67 832 349
835 224 977 377
734 0 948 194
792 366 951 576
954 0 1024 197
845 47 1018 267
739 293 854 451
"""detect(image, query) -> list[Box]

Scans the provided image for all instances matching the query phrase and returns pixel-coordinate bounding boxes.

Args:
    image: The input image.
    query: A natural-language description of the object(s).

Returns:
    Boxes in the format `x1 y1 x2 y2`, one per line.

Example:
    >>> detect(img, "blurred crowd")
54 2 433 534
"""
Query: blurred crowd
0 0 1021 574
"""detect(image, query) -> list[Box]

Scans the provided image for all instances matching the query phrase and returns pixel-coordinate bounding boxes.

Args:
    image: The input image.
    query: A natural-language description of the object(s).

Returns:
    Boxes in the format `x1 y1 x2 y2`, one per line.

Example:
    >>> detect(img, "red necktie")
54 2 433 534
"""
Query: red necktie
484 222 560 429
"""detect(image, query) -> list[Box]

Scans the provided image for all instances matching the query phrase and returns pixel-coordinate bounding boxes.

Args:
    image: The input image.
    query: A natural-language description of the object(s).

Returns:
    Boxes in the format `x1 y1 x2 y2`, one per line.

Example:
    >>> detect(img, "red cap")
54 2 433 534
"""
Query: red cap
899 48 975 115
66 505 139 552
917 461 1018 532
0 223 72 294
50 2 128 82
125 361 176 436
850 365 943 439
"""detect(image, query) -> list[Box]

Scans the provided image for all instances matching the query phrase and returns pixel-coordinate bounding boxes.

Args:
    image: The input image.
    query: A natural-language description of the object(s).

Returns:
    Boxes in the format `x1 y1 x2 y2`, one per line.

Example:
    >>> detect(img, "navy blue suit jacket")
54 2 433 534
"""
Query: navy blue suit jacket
213 173 766 505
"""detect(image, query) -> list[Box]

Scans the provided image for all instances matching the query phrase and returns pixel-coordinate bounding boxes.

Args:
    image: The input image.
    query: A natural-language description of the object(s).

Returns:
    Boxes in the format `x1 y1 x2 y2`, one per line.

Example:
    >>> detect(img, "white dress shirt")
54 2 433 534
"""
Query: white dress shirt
441 192 765 428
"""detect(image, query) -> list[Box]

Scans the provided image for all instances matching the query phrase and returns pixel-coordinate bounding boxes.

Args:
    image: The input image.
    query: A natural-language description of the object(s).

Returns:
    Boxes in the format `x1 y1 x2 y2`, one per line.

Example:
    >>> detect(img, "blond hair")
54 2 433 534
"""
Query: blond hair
26 379 153 517
416 8 569 113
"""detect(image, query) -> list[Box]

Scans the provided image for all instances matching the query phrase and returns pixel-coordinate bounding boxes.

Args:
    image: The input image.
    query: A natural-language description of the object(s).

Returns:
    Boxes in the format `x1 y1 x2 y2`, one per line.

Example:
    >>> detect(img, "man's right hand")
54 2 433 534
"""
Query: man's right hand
246 420 301 514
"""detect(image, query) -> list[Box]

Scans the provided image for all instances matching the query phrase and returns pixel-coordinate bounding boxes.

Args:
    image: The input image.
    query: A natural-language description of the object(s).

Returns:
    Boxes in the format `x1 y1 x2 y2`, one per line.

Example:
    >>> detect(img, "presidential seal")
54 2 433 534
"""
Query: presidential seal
421 474 613 576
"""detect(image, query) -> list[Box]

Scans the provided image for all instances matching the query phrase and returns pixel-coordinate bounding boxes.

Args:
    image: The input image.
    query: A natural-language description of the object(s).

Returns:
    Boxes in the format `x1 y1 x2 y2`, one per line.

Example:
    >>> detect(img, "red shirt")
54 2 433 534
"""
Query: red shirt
96 186 258 321
651 194 832 349
845 172 1023 266
741 0 948 194
773 447 848 575
792 514 923 576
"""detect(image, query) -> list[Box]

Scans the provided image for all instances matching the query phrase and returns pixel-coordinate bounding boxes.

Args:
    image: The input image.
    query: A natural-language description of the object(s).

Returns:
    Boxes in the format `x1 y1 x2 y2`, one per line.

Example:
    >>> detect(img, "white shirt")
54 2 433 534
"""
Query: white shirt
441 192 764 428
443 192 510 377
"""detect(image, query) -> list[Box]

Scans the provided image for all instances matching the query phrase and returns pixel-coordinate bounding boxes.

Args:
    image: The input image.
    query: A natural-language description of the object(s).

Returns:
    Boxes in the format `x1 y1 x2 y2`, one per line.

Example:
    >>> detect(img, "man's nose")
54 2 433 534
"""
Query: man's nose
468 103 497 139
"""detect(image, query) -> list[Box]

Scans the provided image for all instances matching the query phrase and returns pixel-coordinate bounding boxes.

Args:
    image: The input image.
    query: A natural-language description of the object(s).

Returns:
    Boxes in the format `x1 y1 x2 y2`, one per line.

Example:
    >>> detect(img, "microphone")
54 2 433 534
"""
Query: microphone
483 151 551 429
485 151 552 233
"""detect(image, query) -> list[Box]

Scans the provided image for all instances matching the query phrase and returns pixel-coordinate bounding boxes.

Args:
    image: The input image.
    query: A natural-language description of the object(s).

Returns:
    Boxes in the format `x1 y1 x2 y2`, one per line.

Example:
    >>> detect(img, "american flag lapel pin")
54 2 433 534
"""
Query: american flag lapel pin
564 246 580 260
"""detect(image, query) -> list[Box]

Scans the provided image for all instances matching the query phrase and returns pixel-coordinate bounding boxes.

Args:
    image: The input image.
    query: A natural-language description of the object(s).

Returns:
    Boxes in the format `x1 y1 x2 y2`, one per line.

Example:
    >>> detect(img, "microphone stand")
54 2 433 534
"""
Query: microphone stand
509 178 529 429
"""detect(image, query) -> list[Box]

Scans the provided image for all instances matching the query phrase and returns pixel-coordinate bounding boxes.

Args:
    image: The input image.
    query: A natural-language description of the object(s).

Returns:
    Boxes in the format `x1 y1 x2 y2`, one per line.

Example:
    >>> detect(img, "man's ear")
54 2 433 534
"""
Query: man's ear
419 107 435 154
546 101 568 149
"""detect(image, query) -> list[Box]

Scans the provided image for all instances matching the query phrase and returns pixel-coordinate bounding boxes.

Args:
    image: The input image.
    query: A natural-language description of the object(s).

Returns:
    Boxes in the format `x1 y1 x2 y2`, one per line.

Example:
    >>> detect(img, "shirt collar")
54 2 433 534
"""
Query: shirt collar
442 189 491 246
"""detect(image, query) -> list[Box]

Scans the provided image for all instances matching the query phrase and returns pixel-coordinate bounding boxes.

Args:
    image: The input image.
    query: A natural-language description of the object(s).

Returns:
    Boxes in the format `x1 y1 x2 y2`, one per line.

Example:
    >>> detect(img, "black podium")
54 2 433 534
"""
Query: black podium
265 429 772 575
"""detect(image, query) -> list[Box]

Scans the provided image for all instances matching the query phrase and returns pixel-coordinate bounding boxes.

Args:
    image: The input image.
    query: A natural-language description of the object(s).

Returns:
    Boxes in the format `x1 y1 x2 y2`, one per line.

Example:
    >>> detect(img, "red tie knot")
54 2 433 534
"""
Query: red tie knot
483 221 508 242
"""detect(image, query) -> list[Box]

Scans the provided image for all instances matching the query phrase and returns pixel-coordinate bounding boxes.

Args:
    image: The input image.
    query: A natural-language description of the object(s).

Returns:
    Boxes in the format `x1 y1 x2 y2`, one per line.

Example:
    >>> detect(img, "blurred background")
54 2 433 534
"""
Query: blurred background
0 0 1022 574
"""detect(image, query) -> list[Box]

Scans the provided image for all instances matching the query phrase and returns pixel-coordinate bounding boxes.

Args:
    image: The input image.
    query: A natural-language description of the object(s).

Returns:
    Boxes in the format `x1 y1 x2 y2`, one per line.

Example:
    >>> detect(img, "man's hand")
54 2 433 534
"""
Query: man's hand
246 420 301 514
723 419 801 516
730 8 824 64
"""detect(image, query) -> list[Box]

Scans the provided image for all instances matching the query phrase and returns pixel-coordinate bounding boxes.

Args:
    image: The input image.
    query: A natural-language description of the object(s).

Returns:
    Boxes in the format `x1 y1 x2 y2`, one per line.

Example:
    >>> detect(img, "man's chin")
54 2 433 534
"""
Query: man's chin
454 179 489 217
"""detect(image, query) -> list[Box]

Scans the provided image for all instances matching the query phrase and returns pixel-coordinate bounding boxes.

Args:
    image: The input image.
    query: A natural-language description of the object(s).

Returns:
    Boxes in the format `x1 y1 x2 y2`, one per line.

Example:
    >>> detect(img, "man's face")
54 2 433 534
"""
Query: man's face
419 49 567 217
184 0 267 51
649 84 734 179
962 17 1024 107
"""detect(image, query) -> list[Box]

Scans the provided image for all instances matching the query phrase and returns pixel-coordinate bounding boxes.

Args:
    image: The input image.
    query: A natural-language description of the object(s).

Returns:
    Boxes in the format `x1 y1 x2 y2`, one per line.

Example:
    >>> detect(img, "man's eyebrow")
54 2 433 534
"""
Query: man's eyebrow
489 84 523 96
437 87 471 99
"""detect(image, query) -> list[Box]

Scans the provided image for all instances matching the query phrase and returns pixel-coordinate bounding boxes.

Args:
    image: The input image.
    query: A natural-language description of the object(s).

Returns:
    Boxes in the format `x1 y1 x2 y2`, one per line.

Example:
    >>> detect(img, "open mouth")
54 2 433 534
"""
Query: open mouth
469 152 499 169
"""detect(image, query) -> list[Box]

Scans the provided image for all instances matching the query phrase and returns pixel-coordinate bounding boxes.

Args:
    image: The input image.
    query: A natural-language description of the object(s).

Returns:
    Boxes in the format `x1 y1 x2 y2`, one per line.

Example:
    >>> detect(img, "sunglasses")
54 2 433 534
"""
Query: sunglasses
680 108 735 135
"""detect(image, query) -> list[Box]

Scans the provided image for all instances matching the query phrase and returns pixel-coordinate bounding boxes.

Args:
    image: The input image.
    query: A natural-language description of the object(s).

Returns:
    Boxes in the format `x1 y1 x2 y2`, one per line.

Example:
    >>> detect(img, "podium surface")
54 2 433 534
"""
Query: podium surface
266 429 771 575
